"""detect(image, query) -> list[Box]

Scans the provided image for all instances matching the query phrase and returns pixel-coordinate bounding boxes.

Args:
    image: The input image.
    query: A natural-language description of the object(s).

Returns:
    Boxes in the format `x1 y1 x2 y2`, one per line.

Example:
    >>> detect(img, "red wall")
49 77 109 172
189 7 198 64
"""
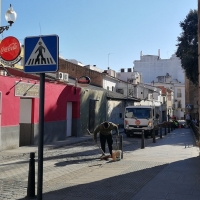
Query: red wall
43 81 80 122
0 75 80 126
0 76 20 126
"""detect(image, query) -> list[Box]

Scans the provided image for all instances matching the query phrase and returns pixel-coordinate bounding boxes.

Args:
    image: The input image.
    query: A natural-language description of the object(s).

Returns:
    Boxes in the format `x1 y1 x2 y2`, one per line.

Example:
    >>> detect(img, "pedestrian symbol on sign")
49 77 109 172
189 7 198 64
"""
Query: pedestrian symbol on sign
186 104 191 109
35 41 46 64
25 38 56 66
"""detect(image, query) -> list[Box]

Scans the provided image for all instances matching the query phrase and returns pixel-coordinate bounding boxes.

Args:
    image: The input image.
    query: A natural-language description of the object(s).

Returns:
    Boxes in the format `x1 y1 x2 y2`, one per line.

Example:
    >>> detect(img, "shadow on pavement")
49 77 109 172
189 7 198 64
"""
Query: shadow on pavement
17 156 200 200
18 162 168 200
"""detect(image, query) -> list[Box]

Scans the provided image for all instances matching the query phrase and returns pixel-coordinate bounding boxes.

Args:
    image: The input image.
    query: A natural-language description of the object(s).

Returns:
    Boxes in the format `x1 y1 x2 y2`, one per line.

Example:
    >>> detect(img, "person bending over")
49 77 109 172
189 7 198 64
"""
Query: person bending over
93 121 119 158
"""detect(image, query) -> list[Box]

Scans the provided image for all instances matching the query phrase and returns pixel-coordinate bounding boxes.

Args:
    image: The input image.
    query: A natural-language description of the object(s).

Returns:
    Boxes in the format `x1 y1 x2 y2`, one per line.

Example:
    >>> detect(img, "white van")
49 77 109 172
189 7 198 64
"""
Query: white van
124 105 159 137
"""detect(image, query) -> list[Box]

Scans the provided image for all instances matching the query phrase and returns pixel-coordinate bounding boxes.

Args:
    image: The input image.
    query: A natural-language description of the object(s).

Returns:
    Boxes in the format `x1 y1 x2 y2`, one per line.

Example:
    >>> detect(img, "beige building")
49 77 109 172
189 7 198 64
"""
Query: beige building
185 76 198 120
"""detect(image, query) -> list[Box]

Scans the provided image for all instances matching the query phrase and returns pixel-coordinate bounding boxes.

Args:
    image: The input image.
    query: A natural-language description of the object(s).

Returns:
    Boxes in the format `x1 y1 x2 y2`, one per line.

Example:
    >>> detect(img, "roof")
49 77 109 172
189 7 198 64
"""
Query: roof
4 68 141 102
126 105 154 108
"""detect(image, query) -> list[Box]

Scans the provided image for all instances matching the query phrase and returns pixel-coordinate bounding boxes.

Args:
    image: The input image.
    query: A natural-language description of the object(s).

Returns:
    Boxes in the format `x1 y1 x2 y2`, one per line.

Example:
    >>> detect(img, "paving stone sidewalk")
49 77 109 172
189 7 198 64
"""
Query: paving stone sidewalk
41 128 200 200
0 128 200 200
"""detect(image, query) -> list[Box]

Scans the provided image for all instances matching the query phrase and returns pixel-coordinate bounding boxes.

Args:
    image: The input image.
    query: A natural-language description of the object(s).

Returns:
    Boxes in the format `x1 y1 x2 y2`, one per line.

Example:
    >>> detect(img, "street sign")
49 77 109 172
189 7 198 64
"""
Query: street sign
24 35 59 73
0 36 22 65
186 104 191 109
77 76 91 87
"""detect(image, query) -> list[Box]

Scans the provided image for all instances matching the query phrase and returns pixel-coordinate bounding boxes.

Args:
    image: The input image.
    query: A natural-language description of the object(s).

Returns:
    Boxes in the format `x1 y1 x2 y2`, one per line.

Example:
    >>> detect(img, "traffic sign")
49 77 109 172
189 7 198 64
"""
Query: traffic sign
24 35 59 73
186 104 191 109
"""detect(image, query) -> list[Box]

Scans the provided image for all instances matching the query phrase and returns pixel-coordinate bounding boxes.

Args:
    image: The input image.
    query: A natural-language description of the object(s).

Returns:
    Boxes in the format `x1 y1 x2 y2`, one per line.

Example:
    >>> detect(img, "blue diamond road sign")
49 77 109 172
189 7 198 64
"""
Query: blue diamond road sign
24 35 59 73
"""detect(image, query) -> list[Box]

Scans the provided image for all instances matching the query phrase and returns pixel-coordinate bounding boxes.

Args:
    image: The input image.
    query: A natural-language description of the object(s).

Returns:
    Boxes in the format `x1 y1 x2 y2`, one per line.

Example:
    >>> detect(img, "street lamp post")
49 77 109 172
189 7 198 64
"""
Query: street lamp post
108 53 113 69
0 4 17 34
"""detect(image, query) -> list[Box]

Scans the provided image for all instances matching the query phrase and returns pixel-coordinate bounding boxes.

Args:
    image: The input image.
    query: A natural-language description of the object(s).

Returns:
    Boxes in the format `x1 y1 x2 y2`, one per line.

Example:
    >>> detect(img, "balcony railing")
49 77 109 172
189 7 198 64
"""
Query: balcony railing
177 103 182 108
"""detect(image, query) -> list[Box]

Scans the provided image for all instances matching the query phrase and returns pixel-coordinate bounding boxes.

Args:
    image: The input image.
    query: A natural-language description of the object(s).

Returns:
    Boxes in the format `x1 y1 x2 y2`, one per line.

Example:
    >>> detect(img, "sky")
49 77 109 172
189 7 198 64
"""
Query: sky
0 0 198 73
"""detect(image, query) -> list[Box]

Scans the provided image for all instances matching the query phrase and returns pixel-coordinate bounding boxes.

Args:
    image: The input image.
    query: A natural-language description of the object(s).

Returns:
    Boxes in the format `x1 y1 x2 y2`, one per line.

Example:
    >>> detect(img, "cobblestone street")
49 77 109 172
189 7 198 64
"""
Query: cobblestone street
0 134 153 200
0 129 199 200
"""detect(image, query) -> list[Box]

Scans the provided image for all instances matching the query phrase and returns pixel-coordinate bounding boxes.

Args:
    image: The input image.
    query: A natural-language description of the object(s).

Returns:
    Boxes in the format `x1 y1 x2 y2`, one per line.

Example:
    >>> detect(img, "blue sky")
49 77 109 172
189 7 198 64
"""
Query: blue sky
0 0 197 72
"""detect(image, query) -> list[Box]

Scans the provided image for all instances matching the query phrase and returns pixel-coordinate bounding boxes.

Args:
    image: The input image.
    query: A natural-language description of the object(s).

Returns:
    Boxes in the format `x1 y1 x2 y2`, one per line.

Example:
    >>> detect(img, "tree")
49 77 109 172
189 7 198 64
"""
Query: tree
176 9 198 85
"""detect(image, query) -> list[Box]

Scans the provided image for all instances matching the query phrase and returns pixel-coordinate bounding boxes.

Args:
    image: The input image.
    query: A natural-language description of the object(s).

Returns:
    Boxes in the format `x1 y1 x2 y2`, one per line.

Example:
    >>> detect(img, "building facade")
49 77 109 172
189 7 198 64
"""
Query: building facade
133 51 185 84
0 69 81 151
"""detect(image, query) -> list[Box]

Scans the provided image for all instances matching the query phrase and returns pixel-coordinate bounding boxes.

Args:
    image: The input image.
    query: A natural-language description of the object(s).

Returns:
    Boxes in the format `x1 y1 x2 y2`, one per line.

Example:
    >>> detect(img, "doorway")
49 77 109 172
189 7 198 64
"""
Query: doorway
66 102 72 137
89 100 96 132
19 98 32 146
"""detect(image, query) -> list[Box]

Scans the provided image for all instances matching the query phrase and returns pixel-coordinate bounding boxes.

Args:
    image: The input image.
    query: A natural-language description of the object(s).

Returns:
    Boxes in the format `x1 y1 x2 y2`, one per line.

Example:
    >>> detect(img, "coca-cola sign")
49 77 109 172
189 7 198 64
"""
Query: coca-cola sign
77 76 91 87
0 36 21 61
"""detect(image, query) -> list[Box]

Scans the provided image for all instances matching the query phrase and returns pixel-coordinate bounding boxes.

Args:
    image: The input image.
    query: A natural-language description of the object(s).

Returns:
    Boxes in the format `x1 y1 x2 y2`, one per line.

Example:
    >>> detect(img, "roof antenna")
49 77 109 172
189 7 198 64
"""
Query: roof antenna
39 23 42 35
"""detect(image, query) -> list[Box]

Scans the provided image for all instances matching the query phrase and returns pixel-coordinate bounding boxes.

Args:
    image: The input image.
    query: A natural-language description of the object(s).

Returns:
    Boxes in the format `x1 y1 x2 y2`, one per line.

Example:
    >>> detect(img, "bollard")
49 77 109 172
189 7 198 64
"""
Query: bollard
141 130 145 149
165 124 167 135
168 123 170 133
119 134 123 159
170 123 173 131
27 152 35 198
160 126 162 138
152 128 156 143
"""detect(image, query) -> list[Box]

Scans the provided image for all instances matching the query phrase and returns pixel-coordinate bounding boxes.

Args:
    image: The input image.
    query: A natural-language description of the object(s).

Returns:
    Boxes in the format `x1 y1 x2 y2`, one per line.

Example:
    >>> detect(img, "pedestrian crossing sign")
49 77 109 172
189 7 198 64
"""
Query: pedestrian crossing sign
186 104 191 109
24 35 59 73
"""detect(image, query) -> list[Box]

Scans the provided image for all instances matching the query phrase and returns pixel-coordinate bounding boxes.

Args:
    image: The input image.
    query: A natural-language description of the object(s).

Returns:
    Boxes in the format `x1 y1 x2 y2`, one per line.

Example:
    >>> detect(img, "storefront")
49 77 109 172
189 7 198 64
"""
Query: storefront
0 72 81 151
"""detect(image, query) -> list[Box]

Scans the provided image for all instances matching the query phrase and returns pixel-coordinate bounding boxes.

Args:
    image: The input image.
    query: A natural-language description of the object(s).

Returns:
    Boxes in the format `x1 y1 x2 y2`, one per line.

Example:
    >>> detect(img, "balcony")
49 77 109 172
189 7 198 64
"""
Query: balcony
177 103 182 109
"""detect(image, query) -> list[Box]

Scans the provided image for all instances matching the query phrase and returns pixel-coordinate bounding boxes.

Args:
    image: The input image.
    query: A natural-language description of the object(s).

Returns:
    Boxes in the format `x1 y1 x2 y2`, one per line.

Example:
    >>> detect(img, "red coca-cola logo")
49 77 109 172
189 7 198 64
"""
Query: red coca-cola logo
0 36 21 61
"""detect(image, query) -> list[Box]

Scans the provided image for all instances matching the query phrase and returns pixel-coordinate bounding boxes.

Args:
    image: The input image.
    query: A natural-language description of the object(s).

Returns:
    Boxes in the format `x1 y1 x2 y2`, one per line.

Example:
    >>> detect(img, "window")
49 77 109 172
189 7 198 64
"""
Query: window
163 97 166 104
177 89 181 98
149 94 153 100
177 100 181 108
125 108 152 119
116 89 124 94
167 93 171 101
129 89 133 96
112 86 114 91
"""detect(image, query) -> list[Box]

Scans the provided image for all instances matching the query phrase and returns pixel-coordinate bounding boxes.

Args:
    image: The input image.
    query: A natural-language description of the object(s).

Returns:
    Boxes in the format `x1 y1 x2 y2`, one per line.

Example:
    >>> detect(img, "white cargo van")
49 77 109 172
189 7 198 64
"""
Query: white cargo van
124 105 159 137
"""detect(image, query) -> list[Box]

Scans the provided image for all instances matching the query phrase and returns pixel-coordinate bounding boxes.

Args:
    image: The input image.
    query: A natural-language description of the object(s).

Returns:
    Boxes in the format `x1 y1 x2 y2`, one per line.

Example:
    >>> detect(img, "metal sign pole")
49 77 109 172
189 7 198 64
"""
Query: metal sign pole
37 73 45 200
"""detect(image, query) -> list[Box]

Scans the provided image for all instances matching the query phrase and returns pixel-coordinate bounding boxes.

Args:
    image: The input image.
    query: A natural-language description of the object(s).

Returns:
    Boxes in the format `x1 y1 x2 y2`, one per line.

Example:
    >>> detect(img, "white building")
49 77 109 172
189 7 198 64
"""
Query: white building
67 59 84 66
152 77 185 120
133 51 185 120
133 51 185 84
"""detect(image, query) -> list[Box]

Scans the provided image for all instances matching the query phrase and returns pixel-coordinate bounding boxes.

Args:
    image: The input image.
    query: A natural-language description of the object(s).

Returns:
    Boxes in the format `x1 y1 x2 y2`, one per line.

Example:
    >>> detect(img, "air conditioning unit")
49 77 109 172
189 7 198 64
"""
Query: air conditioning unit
56 72 64 80
0 70 7 76
63 73 69 82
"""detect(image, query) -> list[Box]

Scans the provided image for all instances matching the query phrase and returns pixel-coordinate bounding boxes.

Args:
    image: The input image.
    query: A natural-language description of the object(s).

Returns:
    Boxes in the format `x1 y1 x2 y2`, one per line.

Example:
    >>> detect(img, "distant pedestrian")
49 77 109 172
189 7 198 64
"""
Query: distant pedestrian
167 113 171 121
156 113 159 119
192 118 197 125
186 113 191 127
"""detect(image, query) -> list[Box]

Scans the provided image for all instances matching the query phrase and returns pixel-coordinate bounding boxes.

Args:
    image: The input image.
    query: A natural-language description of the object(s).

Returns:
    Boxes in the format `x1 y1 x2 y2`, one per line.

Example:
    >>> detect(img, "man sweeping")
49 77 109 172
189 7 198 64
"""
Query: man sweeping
93 121 119 159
